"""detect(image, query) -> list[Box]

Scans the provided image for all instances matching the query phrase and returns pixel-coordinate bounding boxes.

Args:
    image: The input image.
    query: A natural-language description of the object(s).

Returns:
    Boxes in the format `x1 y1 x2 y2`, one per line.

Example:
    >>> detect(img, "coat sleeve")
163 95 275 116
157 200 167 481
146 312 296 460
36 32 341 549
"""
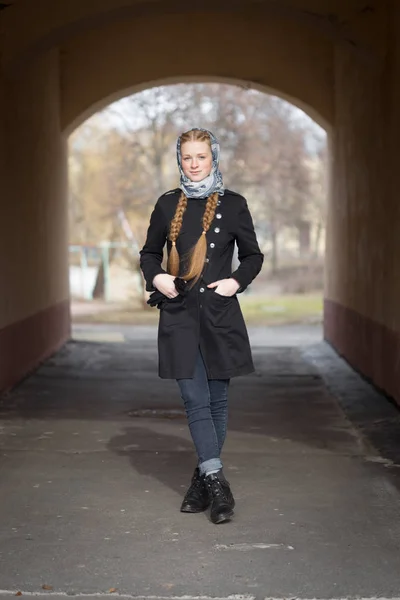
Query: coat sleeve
139 199 168 292
230 197 264 293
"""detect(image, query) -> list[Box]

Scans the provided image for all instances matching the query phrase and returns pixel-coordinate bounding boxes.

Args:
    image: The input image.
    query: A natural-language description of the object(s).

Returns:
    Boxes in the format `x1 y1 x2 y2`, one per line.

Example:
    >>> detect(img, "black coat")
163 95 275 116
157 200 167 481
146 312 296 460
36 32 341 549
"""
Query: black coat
139 188 264 379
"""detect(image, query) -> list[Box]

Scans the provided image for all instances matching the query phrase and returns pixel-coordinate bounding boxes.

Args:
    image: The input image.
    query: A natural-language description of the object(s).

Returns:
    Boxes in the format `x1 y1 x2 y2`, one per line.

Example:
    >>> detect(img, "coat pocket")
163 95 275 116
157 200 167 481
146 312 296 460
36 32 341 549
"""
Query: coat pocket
160 294 186 327
208 291 236 328
212 291 236 305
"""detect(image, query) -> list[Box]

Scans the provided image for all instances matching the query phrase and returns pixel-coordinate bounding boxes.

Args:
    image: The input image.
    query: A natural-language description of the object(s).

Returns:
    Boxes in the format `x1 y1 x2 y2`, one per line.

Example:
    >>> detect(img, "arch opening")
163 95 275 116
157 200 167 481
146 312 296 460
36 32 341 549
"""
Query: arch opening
68 82 328 335
65 76 331 138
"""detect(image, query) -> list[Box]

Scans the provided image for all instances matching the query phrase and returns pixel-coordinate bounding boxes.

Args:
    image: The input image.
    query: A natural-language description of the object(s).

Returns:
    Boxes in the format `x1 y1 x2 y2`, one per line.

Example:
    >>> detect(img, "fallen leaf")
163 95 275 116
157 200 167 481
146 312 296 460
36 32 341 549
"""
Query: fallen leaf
109 589 117 593
15 593 22 597
42 585 53 590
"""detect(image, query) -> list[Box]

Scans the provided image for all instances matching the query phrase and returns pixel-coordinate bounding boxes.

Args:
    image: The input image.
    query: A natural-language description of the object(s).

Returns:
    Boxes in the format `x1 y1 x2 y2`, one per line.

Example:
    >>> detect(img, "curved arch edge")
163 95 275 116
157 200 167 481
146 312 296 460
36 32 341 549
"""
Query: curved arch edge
64 75 330 138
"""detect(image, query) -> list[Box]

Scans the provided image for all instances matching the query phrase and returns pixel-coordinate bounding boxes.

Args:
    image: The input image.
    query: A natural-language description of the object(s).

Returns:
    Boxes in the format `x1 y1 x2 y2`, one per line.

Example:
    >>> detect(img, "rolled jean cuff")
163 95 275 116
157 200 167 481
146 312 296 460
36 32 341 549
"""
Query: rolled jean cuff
199 457 222 476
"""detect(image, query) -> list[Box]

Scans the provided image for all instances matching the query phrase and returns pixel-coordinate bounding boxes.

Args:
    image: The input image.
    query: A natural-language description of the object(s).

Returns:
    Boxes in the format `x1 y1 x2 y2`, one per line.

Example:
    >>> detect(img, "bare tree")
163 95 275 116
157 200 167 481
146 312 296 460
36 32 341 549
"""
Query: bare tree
69 83 327 293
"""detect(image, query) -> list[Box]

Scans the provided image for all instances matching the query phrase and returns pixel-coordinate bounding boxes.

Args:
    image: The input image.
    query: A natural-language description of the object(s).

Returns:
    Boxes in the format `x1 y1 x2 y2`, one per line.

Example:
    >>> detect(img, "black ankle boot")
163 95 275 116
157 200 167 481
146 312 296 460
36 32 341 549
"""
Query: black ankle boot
180 468 210 513
205 469 235 524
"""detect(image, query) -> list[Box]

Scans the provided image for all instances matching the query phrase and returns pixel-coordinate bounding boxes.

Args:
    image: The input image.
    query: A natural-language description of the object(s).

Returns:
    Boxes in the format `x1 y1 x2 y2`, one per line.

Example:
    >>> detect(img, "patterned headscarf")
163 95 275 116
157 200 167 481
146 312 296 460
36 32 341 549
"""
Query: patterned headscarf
176 128 225 198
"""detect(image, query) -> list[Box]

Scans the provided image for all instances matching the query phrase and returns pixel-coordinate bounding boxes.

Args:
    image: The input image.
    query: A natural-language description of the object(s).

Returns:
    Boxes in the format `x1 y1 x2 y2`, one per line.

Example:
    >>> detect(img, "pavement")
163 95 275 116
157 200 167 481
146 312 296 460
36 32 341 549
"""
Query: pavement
0 324 400 599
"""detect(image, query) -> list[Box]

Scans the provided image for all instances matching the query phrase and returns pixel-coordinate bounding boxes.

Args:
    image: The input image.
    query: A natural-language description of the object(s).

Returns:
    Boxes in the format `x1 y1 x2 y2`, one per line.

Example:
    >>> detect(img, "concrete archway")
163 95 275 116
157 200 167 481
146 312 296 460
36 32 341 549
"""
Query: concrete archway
65 76 330 138
1 1 399 406
57 6 334 135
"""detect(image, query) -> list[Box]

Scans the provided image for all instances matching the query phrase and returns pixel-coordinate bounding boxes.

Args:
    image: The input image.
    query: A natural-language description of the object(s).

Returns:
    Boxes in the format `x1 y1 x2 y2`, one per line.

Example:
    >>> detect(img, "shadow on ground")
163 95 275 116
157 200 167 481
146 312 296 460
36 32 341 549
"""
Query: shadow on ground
1 325 400 596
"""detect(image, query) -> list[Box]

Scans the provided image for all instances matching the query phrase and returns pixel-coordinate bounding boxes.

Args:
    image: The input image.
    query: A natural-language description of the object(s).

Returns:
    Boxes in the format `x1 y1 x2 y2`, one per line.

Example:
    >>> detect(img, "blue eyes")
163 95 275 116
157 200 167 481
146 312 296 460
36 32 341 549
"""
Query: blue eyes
183 156 207 161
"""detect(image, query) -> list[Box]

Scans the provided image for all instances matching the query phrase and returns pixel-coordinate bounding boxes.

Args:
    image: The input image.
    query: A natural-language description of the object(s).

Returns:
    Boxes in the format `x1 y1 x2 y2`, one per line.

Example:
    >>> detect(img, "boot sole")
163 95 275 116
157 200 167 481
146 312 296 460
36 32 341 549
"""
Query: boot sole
212 509 234 524
180 504 210 513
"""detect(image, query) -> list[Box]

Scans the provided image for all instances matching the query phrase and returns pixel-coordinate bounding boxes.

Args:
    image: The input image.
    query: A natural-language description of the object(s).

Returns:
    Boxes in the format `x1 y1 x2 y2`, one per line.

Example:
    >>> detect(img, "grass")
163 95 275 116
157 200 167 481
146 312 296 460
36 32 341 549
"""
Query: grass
239 293 323 325
72 293 323 326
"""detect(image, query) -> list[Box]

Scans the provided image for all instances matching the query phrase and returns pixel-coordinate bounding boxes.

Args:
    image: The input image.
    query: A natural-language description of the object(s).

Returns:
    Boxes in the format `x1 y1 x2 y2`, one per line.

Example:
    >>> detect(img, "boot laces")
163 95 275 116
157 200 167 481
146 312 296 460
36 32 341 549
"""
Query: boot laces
207 478 226 499
185 472 204 497
191 477 203 491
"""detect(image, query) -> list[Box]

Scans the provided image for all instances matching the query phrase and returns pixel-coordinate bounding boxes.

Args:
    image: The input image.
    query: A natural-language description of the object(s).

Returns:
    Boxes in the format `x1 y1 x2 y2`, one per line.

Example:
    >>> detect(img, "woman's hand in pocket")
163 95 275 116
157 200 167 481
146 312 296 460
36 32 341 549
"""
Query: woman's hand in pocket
207 278 240 297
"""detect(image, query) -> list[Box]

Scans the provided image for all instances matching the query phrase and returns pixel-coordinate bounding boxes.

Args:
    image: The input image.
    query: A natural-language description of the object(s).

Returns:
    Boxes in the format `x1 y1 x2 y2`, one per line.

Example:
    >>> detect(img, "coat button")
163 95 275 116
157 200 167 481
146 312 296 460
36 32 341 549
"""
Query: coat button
216 213 222 219
210 243 215 248
214 227 220 233
205 258 210 262
199 287 205 293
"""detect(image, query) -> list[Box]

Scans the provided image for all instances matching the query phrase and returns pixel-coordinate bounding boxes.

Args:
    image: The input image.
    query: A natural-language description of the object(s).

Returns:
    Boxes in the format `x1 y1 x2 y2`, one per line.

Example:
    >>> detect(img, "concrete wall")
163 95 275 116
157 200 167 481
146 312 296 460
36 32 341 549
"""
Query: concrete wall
0 49 70 391
0 68 9 369
386 2 400 341
59 8 333 133
325 1 400 403
0 3 335 392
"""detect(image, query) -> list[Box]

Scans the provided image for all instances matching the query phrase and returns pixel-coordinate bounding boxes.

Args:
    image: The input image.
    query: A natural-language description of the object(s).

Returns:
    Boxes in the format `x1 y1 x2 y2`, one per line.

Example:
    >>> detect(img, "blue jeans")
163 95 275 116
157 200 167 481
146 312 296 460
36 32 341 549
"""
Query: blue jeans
177 349 230 476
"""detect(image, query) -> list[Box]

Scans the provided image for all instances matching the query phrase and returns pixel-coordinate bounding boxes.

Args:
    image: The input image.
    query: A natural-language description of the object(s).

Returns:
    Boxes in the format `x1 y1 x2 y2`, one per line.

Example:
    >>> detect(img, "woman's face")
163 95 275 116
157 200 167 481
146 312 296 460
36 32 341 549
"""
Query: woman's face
180 140 213 182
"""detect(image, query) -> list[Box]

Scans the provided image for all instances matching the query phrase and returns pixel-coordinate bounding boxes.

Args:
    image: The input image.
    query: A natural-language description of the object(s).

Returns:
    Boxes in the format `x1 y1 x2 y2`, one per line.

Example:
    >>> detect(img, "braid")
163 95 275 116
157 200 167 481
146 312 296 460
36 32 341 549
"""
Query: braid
180 192 219 285
168 127 221 285
167 191 187 276
202 192 219 235
167 192 219 284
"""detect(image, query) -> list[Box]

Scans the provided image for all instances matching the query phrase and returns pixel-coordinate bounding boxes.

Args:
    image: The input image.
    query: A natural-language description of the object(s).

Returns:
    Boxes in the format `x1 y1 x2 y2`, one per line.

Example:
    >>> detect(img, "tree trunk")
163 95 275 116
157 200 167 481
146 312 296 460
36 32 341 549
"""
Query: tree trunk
92 261 106 300
270 226 279 274
314 220 323 258
297 220 311 257
121 248 150 309
92 226 119 299
92 245 119 299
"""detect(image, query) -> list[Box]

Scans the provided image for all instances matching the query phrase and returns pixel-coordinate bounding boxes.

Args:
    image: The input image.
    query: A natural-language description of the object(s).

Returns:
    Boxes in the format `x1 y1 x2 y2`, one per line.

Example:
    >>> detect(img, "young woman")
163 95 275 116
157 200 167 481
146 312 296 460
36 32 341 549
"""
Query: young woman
139 128 263 524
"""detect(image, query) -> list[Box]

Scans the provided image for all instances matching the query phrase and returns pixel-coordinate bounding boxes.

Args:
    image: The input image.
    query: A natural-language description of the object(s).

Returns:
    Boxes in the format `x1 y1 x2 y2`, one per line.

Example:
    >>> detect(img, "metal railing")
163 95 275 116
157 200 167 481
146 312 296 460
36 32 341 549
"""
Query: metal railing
69 242 139 301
